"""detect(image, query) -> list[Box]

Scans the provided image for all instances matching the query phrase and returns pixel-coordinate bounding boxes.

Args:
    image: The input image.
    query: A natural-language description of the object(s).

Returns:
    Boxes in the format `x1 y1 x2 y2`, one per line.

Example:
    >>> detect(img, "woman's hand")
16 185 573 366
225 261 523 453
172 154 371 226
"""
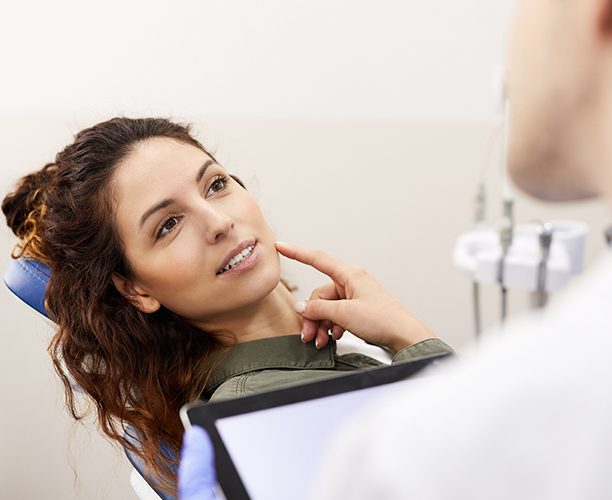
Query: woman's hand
276 242 436 352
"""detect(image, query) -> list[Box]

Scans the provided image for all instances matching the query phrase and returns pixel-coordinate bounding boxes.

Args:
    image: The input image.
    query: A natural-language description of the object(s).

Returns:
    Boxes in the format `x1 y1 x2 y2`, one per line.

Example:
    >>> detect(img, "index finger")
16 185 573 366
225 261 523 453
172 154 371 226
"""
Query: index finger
275 242 348 285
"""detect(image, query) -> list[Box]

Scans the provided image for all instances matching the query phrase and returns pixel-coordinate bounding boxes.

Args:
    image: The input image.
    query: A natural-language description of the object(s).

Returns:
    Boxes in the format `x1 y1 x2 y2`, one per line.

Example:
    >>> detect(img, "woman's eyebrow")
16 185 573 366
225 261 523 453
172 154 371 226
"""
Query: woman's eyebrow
138 159 215 230
195 159 215 183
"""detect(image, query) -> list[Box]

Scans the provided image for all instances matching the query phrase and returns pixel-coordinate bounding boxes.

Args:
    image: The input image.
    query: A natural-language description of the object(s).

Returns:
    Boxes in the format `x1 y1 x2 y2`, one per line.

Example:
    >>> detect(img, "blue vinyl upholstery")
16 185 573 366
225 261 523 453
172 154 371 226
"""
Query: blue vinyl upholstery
4 258 51 318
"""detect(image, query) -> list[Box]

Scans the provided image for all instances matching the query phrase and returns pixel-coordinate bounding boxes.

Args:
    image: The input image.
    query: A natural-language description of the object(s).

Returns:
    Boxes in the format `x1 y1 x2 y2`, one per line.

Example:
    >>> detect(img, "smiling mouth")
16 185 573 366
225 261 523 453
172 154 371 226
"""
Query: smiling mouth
216 243 257 275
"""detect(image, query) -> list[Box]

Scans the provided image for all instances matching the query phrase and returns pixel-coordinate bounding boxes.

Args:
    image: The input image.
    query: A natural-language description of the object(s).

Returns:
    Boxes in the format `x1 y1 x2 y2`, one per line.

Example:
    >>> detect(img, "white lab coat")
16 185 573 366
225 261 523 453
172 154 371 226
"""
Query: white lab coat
313 253 612 500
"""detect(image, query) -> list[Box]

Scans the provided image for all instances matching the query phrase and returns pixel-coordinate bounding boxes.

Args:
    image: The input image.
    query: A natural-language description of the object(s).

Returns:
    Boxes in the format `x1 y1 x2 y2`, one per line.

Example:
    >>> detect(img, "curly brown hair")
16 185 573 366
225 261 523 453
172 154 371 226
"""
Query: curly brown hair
2 117 226 495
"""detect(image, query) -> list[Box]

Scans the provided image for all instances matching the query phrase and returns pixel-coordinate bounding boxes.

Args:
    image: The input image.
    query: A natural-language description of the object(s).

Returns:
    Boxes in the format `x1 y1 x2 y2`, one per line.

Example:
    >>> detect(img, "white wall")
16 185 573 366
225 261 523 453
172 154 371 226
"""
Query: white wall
2 0 512 121
4 2 610 500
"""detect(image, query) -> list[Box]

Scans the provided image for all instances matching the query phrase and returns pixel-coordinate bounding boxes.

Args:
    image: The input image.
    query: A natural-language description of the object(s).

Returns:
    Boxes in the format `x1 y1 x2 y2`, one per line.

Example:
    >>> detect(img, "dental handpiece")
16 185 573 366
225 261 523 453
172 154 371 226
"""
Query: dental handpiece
472 183 486 337
605 225 612 248
498 97 514 324
534 222 554 308
498 198 514 323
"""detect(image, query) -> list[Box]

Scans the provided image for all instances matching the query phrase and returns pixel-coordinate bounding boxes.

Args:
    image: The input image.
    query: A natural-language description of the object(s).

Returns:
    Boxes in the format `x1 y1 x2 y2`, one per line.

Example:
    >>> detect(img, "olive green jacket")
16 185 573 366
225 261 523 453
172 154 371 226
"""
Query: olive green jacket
202 335 453 403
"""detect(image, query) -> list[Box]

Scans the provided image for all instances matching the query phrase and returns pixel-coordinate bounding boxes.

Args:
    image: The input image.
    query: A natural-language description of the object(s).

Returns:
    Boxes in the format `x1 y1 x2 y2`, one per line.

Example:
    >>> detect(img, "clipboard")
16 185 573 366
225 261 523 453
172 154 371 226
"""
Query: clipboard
181 352 450 500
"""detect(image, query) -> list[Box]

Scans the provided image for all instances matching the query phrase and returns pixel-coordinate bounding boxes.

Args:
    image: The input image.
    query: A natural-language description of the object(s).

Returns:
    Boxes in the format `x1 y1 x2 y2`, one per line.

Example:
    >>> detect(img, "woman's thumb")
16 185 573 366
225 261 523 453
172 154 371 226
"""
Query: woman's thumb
294 299 346 324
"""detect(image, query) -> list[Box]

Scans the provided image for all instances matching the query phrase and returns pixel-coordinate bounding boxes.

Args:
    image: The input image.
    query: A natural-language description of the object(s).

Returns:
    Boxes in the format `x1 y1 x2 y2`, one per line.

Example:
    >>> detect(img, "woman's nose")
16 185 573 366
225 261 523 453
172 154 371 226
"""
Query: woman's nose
199 204 234 243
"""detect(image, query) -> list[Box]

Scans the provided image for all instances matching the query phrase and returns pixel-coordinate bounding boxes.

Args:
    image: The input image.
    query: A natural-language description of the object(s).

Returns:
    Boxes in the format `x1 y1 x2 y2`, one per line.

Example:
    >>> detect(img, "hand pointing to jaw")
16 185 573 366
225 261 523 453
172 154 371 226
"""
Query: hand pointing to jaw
275 242 437 352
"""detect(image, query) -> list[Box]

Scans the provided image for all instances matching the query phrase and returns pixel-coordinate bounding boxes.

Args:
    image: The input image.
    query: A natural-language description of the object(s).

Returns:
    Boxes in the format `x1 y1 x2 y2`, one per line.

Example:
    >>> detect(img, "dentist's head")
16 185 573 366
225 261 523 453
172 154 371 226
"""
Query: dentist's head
1 117 284 495
506 0 612 202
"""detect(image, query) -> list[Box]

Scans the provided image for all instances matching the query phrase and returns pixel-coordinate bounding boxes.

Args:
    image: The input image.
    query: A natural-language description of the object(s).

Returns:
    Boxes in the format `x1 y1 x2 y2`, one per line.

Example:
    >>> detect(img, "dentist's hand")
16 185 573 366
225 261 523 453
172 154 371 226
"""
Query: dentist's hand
178 426 217 500
276 242 436 352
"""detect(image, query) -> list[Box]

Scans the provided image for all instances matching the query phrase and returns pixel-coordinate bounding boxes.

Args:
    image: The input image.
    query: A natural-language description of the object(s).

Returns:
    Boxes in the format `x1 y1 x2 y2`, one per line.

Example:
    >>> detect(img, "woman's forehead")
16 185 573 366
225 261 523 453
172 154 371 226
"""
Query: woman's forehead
111 138 215 232
122 138 208 175
114 138 212 191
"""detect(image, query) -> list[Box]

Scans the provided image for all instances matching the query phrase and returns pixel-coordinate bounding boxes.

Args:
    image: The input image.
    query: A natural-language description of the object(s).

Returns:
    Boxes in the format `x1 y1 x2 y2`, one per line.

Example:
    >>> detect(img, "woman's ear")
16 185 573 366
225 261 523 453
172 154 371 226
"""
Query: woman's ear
111 272 161 314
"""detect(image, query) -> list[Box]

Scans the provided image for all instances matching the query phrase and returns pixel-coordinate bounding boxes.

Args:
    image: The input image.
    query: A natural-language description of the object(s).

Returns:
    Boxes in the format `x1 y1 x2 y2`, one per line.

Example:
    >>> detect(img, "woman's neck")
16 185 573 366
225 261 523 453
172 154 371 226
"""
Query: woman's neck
193 282 303 344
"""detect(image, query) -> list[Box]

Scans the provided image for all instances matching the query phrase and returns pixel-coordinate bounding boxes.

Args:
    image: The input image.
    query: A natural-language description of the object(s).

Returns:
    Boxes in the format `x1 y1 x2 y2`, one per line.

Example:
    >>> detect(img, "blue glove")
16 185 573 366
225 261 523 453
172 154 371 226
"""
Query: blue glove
178 426 218 500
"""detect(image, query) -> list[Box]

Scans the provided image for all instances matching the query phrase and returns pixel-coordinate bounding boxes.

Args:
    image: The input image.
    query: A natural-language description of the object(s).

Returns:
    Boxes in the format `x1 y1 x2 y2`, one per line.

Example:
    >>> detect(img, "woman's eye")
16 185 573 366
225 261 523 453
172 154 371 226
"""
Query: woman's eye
207 175 229 196
156 215 181 240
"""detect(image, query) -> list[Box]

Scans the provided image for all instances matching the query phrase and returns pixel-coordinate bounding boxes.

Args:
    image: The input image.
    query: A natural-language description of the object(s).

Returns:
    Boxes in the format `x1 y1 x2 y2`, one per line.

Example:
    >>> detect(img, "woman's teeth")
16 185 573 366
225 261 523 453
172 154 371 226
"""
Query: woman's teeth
218 244 255 274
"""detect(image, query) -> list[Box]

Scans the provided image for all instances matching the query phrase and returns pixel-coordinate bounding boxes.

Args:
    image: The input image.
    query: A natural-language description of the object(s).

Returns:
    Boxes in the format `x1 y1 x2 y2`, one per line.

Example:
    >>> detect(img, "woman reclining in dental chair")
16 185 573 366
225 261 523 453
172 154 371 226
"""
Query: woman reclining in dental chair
1 117 452 498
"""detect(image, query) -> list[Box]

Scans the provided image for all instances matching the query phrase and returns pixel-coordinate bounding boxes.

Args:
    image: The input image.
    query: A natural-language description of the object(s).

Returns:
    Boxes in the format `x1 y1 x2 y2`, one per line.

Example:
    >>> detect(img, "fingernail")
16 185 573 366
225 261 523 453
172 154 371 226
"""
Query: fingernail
300 331 306 343
275 241 287 246
294 300 306 314
315 338 320 349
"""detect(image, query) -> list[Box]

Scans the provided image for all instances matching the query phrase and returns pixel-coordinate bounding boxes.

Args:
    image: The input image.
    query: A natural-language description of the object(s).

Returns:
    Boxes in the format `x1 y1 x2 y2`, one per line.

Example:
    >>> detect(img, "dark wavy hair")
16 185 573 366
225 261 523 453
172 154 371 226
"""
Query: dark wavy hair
2 117 226 494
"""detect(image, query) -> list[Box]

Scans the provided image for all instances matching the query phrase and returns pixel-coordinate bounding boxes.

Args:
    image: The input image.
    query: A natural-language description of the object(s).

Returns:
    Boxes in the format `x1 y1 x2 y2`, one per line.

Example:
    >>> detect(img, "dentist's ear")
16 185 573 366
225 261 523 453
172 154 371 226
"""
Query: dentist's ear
111 272 161 313
597 0 612 34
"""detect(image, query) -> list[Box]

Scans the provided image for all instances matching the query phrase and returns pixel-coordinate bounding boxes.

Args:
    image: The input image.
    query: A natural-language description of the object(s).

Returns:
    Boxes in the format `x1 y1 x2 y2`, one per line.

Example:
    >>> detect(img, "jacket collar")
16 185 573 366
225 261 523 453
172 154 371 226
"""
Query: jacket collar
205 334 337 395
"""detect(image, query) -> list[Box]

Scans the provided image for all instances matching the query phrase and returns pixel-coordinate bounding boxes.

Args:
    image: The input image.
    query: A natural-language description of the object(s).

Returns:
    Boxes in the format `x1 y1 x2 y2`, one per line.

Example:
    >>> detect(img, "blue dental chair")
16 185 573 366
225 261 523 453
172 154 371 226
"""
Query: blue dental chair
4 257 172 500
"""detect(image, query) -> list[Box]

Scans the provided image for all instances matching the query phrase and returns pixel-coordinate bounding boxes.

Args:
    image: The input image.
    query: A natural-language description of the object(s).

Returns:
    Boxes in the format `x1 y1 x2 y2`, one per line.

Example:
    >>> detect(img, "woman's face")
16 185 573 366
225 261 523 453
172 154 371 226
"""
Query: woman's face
111 137 281 325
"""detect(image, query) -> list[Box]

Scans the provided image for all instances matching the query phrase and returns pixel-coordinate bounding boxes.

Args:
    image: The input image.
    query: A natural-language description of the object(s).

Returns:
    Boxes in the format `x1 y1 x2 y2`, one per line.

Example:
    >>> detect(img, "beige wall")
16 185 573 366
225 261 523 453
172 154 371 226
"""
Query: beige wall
2 0 513 121
1 117 609 499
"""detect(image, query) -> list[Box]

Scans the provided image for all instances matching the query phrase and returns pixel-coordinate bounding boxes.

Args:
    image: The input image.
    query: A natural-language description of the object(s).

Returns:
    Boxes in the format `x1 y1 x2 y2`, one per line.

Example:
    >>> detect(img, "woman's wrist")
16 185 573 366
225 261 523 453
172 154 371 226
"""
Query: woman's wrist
386 312 436 353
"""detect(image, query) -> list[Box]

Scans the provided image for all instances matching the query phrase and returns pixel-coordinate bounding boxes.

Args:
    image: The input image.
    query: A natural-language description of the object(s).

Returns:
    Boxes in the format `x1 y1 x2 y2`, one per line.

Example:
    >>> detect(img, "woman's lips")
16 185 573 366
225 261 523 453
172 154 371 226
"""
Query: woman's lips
217 239 257 274
216 242 259 277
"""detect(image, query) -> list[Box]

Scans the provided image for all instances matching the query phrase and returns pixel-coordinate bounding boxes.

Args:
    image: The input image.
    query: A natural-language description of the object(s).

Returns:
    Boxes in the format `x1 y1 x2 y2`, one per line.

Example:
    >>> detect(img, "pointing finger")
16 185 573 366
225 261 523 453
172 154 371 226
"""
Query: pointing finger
275 242 349 286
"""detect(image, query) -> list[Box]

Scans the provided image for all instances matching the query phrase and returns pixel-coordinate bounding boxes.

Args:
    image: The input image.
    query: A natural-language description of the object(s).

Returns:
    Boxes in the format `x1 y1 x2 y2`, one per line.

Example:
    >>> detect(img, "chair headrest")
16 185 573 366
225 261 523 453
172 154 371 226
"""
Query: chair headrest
3 257 51 318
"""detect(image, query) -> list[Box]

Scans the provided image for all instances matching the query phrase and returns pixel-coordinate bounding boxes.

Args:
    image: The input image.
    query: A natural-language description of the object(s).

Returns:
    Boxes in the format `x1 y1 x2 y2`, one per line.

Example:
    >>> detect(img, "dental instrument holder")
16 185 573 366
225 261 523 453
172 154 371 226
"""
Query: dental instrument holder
453 219 588 328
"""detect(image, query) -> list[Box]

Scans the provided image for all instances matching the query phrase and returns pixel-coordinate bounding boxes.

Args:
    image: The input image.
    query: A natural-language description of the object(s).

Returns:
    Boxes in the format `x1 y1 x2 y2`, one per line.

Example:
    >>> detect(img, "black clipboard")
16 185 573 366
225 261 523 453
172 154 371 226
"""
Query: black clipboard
181 352 450 500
